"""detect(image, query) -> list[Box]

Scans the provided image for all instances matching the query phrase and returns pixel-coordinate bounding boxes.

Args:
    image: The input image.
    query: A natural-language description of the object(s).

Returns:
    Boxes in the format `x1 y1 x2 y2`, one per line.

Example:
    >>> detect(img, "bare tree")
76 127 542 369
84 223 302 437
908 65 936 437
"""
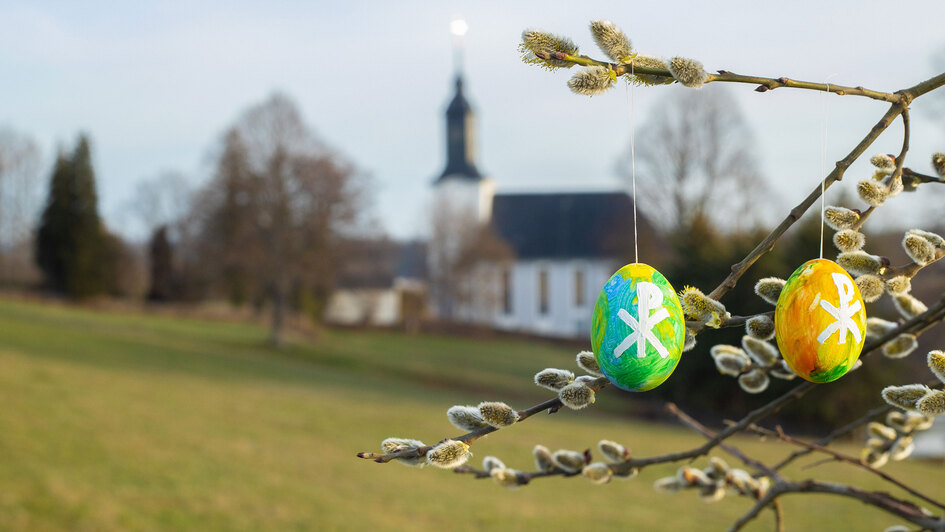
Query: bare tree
428 199 512 322
0 127 42 284
192 93 364 346
617 87 764 232
130 170 192 237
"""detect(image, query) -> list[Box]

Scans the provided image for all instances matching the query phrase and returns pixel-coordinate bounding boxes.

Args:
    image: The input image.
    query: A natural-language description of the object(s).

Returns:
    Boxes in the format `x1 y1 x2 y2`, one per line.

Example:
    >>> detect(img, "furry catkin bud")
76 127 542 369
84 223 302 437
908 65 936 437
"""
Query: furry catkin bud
885 276 911 295
742 336 780 367
589 20 633 63
478 402 517 427
680 285 728 327
677 466 711 487
483 456 506 472
574 375 597 385
426 440 470 468
887 175 904 197
552 449 586 473
576 350 604 377
885 411 908 432
534 368 574 391
917 390 945 416
746 315 775 340
882 384 932 410
856 274 884 303
699 484 726 502
568 66 616 96
490 468 520 487
870 153 896 170
933 153 945 178
614 467 639 480
754 278 786 305
726 469 756 495
906 412 934 430
865 437 887 451
447 405 488 431
683 328 697 352
908 228 945 248
598 440 629 463
882 334 918 359
824 206 860 231
382 437 425 454
582 462 614 484
893 293 927 319
928 351 945 384
533 445 555 472
653 476 683 493
520 30 579 68
857 179 887 206
559 382 596 410
837 251 884 276
738 369 770 394
710 345 750 376
381 437 427 466
769 360 797 380
884 525 912 532
833 229 865 252
704 456 730 480
668 57 706 88
861 448 889 468
903 234 936 266
866 317 898 340
906 415 931 434
628 54 673 86
868 422 898 441
890 438 915 461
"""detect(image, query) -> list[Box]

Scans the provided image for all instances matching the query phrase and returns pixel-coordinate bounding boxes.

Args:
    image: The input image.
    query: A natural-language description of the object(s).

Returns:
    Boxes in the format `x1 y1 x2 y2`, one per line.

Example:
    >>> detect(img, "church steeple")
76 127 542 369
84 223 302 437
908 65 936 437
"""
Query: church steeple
436 75 482 183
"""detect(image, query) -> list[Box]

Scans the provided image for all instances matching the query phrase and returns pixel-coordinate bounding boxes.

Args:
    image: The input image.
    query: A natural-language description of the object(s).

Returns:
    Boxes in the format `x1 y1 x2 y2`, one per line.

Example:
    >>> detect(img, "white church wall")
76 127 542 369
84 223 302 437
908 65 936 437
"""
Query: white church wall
493 259 618 338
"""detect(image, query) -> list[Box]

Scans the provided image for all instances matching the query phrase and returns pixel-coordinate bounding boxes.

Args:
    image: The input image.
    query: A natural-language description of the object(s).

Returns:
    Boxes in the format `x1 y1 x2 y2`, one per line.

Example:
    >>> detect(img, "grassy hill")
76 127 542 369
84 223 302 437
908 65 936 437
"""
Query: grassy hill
0 298 940 531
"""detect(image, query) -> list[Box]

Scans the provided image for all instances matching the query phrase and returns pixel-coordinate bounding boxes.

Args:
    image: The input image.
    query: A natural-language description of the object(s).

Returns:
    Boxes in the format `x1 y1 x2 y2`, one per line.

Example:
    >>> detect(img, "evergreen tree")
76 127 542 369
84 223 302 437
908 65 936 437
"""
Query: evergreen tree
147 225 174 301
35 134 108 298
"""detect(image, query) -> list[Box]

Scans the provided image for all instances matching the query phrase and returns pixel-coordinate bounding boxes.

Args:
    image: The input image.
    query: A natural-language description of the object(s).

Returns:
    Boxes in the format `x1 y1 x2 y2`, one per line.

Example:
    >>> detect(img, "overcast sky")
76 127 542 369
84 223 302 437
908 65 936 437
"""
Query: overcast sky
2 0 944 242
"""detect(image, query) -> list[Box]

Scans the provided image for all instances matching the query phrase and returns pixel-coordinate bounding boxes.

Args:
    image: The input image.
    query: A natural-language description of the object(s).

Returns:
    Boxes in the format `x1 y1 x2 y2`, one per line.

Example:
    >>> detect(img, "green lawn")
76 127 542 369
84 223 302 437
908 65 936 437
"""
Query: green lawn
0 298 940 531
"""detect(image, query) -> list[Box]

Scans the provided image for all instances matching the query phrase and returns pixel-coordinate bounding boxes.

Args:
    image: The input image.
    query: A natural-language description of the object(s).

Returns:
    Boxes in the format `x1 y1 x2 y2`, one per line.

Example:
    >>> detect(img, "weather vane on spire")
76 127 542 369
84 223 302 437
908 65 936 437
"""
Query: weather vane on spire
450 16 468 76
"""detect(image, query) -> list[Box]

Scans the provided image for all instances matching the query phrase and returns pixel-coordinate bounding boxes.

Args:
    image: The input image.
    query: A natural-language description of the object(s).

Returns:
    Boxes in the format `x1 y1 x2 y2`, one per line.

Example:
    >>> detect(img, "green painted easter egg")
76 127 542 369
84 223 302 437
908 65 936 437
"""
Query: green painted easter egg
591 263 686 391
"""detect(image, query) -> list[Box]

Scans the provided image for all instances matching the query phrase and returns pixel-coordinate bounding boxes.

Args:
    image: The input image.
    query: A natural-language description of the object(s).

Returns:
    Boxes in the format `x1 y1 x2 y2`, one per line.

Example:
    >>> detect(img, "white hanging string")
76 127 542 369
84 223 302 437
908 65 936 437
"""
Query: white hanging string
625 64 639 264
820 75 837 259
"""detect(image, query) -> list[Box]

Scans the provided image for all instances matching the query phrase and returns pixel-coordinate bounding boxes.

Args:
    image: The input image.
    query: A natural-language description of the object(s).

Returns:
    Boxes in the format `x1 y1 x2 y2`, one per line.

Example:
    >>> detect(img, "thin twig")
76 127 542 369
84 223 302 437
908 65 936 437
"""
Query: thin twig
758 425 945 512
667 402 780 480
707 102 905 301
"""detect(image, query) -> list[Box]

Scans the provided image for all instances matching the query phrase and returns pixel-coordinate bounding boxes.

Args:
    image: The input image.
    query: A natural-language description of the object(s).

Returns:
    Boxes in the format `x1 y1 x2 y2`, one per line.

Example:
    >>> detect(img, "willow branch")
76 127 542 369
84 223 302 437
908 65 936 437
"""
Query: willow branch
729 480 943 532
903 167 944 185
686 310 774 333
536 51 902 102
667 402 779 480
770 403 892 472
707 102 904 301
356 377 610 463
757 425 945 512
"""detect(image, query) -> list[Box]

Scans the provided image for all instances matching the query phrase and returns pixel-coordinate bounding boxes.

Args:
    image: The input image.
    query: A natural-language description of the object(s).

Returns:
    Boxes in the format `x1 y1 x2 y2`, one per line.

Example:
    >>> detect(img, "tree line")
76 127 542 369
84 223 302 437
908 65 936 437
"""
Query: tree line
1 92 367 346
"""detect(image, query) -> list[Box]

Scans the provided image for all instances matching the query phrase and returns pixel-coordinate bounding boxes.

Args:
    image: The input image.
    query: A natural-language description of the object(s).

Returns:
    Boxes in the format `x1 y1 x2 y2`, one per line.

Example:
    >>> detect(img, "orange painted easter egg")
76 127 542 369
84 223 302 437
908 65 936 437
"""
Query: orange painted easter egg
774 259 867 383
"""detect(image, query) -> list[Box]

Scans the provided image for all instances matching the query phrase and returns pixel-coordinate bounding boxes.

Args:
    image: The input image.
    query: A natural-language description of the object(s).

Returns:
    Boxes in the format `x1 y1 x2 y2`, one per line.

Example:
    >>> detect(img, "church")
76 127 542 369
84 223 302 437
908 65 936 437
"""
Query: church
428 72 660 338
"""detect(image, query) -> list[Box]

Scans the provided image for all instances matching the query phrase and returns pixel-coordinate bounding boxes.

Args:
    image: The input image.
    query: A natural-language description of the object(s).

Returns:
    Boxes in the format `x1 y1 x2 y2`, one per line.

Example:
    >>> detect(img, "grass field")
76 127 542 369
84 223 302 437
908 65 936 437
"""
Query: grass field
0 298 941 531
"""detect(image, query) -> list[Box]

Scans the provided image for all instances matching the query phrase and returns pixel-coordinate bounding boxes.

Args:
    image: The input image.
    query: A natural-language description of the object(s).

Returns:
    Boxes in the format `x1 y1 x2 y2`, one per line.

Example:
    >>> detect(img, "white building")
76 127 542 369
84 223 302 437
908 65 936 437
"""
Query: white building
429 74 661 338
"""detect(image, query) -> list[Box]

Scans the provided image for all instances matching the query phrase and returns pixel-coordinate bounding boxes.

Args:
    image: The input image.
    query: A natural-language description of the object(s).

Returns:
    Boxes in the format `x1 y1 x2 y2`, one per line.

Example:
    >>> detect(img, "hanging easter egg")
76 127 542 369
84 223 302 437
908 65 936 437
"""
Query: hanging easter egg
591 263 686 392
775 258 867 383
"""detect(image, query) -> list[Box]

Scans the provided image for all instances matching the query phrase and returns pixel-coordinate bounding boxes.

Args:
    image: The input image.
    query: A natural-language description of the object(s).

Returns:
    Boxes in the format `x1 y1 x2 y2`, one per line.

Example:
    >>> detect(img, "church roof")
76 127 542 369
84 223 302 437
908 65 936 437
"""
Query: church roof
490 192 650 260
